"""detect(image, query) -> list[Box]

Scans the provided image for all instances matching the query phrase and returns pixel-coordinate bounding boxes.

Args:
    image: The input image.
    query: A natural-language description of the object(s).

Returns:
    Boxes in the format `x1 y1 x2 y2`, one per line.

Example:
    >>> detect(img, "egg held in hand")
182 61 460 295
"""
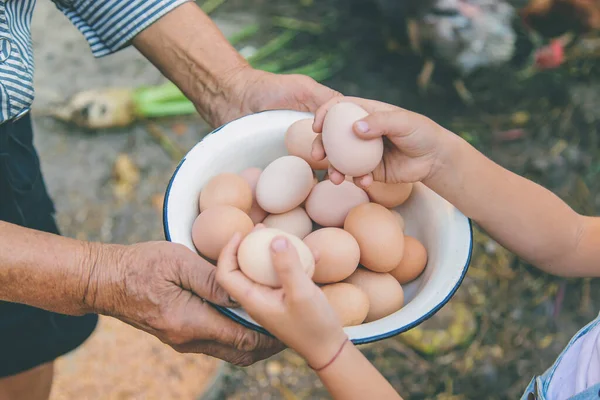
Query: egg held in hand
192 205 254 260
199 173 253 213
256 156 314 214
239 167 269 224
285 118 329 170
390 236 428 284
321 102 383 177
303 228 360 283
344 203 405 273
237 228 315 287
305 180 369 227
263 207 313 239
343 268 404 323
321 283 370 327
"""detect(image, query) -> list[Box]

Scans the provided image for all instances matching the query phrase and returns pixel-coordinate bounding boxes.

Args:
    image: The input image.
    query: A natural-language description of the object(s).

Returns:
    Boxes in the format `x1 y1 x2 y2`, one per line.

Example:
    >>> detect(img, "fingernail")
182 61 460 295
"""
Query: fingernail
271 238 289 253
355 121 369 133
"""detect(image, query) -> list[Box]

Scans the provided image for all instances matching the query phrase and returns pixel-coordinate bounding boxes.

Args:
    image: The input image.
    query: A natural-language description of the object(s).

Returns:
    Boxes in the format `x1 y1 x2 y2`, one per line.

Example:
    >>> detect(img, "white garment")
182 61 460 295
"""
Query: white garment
547 322 600 400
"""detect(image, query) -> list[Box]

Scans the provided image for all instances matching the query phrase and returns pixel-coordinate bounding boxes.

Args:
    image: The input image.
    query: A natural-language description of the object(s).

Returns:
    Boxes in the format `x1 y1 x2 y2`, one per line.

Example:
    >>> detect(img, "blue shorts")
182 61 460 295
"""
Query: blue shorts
0 114 98 377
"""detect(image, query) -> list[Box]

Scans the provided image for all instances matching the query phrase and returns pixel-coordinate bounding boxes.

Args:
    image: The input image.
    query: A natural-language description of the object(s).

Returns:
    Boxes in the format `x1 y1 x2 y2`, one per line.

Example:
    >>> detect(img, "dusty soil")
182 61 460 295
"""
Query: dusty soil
29 1 600 399
50 316 223 400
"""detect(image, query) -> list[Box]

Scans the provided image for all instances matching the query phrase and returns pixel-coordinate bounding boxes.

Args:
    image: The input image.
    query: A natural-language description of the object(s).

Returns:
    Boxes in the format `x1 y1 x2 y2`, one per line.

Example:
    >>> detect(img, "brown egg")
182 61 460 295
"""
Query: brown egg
263 207 313 239
343 268 404 322
364 182 413 208
285 118 329 170
344 203 404 272
199 173 253 214
237 228 315 287
321 283 370 327
390 210 405 232
239 167 269 224
390 236 428 284
305 180 369 227
256 156 314 214
192 205 254 260
303 228 360 283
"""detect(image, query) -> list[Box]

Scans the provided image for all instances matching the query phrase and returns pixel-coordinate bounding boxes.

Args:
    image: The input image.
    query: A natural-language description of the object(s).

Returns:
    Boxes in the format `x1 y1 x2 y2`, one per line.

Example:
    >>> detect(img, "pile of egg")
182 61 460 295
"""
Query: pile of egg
191 103 428 327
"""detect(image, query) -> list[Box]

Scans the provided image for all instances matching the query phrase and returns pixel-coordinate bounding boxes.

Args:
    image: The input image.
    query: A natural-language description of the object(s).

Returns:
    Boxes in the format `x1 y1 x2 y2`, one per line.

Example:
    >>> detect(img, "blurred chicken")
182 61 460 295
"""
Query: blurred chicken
520 0 600 69
520 0 600 38
519 0 600 68
374 0 518 104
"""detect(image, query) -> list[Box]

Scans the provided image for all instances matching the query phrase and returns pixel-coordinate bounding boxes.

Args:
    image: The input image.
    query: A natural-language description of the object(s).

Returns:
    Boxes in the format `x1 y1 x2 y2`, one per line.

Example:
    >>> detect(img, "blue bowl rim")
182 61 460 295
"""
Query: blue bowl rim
162 110 474 345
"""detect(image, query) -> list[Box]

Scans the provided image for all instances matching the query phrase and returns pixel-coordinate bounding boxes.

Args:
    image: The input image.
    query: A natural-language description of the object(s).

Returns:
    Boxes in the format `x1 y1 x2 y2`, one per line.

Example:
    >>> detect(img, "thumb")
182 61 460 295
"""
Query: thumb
298 77 342 113
353 110 421 140
178 248 238 308
311 133 326 162
270 237 311 296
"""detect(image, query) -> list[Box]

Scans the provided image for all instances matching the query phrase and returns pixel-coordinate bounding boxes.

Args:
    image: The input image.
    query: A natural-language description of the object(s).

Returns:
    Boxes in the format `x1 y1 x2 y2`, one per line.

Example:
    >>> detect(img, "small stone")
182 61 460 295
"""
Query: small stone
484 240 497 254
151 193 164 212
538 335 554 349
510 111 530 126
564 146 582 166
531 157 550 172
478 362 499 384
510 308 523 320
266 361 283 377
488 345 504 359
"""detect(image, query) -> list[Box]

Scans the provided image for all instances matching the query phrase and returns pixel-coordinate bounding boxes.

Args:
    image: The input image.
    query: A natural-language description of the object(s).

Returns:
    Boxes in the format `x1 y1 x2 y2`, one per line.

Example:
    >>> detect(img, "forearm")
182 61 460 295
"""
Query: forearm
425 134 595 277
132 2 249 126
0 221 121 315
317 343 403 400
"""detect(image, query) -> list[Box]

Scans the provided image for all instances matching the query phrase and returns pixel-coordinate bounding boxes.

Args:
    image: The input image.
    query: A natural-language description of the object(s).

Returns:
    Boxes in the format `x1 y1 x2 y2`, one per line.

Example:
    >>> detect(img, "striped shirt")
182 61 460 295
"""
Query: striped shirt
0 0 190 123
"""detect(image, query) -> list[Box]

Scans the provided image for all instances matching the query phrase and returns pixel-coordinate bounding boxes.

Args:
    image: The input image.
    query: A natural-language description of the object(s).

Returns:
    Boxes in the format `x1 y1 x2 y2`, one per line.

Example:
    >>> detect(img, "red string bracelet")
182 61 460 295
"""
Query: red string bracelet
309 337 349 372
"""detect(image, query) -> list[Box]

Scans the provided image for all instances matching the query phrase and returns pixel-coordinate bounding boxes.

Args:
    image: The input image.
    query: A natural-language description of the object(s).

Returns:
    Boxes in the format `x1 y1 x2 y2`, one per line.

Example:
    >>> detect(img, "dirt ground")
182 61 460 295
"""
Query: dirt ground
29 1 600 399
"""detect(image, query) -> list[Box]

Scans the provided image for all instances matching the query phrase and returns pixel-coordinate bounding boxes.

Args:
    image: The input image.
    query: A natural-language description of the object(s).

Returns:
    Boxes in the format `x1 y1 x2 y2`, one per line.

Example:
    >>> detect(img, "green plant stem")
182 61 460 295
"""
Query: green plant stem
200 0 226 14
135 100 197 118
227 23 260 46
246 30 298 65
132 26 339 118
272 16 323 34
132 22 263 117
133 83 183 106
282 56 342 82
281 56 344 82
252 49 314 73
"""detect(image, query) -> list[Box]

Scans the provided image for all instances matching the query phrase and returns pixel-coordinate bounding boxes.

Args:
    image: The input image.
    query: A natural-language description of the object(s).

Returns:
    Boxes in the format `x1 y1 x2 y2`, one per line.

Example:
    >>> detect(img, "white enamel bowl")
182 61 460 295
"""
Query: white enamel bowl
163 110 473 345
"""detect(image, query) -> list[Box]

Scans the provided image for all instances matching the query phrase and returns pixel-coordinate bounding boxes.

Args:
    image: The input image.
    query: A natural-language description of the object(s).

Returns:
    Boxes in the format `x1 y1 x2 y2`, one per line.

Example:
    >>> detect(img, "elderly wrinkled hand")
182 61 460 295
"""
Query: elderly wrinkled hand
89 240 285 366
208 68 342 127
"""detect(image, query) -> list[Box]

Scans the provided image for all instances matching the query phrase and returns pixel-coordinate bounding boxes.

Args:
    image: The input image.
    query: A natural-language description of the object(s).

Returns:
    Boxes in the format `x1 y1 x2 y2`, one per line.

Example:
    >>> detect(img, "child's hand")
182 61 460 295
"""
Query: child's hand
216 227 348 369
311 96 451 187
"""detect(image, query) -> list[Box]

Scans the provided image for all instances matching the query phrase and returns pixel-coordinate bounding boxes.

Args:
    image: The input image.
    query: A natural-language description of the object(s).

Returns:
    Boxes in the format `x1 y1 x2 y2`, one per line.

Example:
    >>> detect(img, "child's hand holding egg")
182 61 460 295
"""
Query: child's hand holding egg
321 102 383 177
190 111 428 328
237 227 315 287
